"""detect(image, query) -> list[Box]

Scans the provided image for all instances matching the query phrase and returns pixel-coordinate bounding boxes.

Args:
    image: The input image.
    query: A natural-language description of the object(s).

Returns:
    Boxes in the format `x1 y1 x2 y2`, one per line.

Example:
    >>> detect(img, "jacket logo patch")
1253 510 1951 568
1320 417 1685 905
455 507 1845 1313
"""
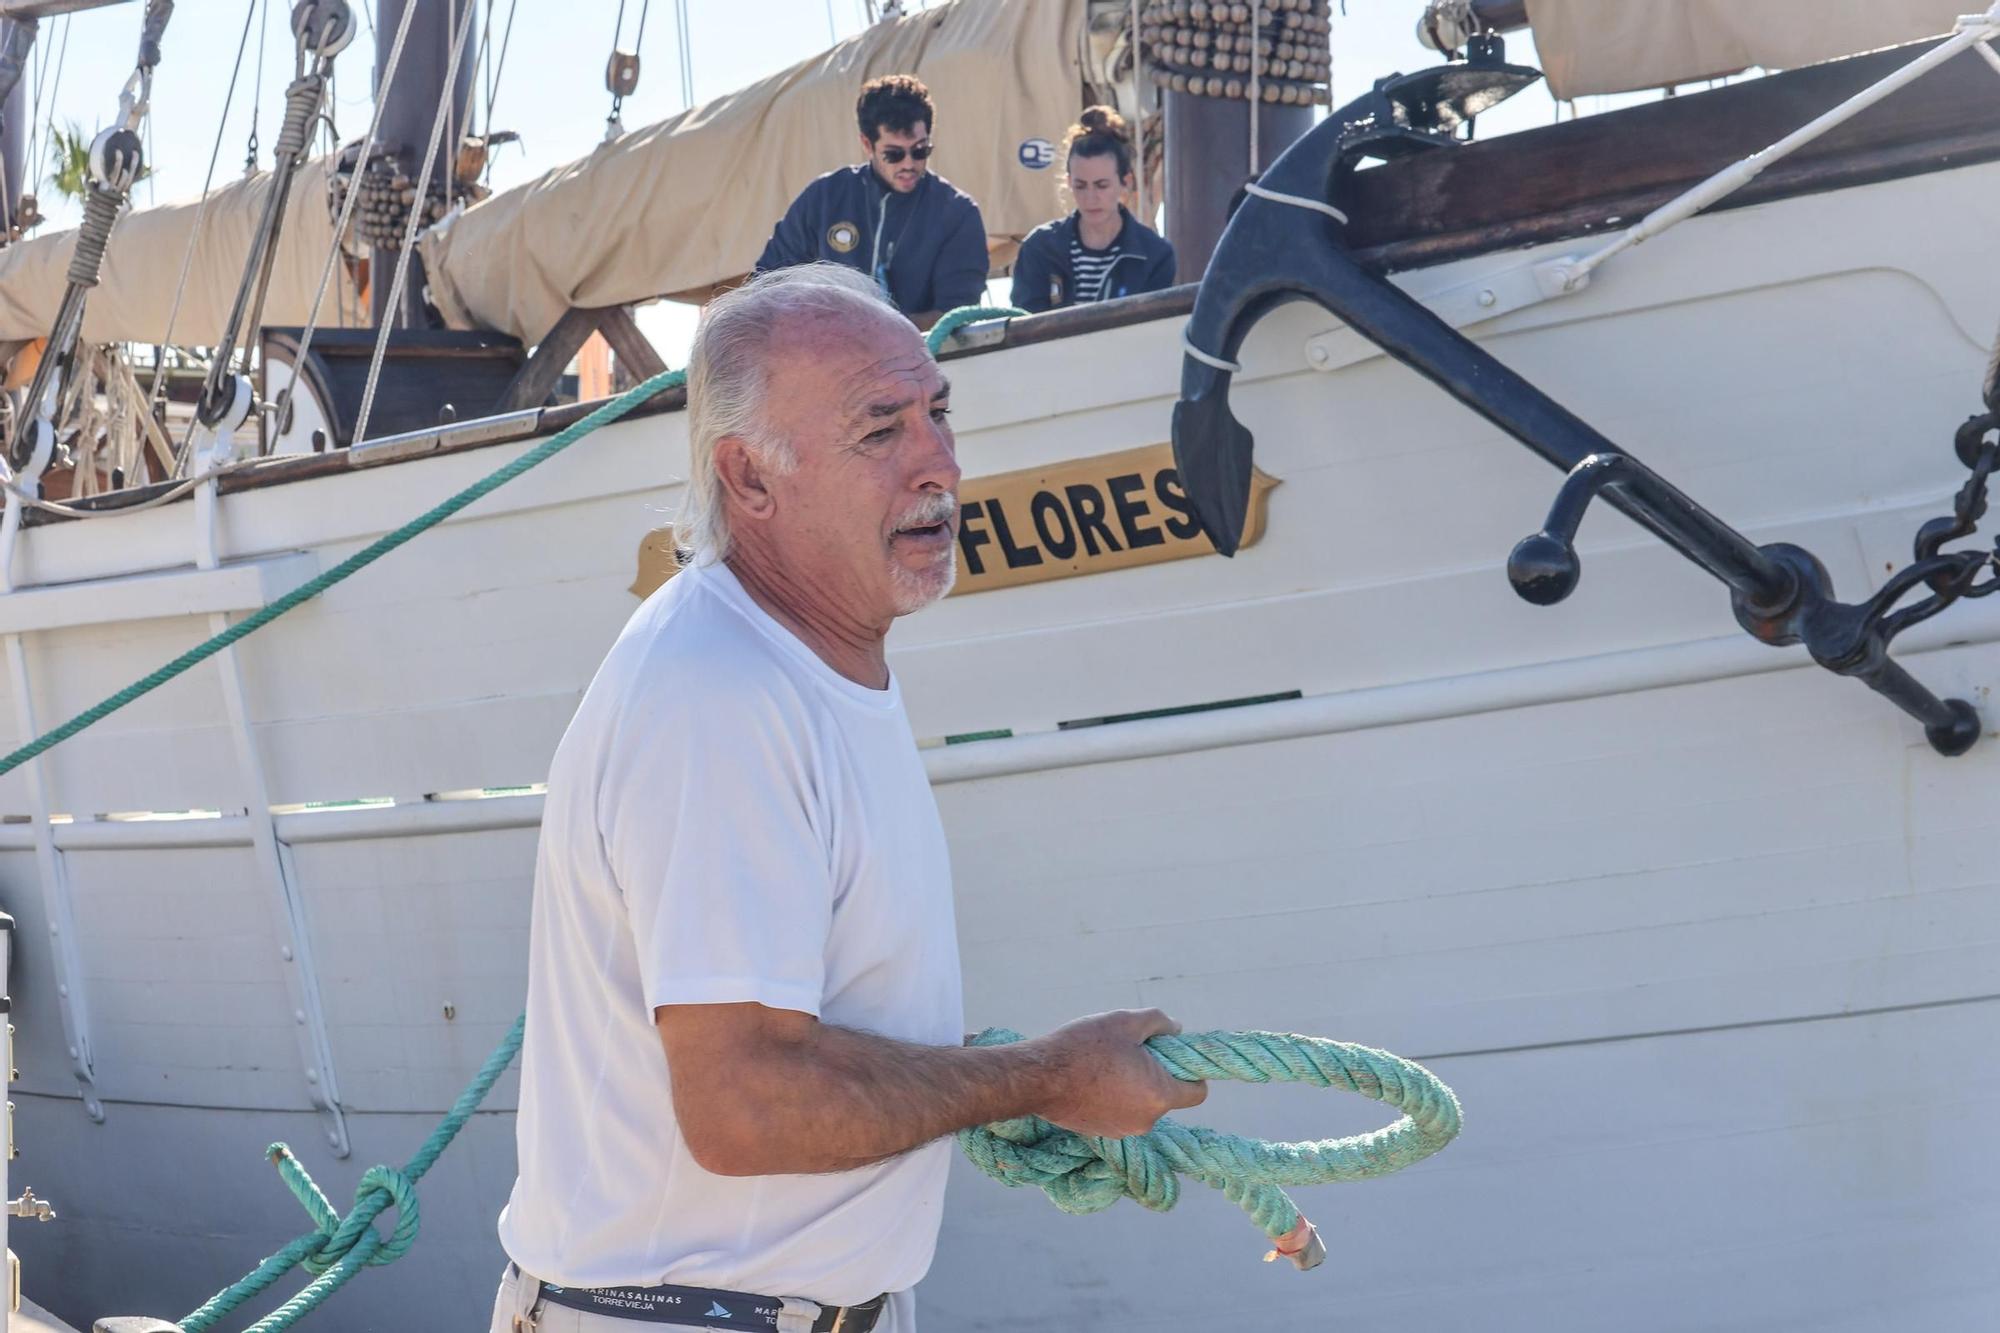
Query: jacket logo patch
826 221 860 253
1018 137 1055 169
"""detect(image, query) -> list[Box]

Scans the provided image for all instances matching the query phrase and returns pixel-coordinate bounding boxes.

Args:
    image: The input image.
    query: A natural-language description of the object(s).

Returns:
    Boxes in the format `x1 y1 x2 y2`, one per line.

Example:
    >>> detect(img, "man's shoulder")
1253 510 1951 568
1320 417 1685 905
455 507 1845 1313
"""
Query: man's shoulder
600 572 812 722
798 164 869 201
923 172 984 218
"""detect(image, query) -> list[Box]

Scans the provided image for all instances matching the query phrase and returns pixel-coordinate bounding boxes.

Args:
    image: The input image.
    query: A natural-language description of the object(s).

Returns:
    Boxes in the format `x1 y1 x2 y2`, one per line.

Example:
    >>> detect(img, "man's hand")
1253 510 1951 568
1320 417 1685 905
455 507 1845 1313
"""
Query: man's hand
1030 1008 1207 1139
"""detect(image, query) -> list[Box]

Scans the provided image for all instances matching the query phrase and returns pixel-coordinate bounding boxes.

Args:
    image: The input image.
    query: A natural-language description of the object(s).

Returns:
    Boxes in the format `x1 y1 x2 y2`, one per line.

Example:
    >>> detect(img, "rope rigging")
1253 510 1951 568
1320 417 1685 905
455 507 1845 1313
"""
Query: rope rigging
246 0 271 174
674 0 694 107
2 2 170 492
269 0 419 465
177 0 357 479
605 0 651 139
147 0 263 413
483 0 520 135
22 15 70 226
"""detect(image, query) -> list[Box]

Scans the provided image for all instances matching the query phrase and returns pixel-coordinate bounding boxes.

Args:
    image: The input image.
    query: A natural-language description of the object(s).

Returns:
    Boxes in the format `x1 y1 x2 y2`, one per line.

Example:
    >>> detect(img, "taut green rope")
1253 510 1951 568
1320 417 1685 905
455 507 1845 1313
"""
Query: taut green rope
958 1028 1461 1243
0 369 686 780
179 1015 525 1333
0 303 1015 781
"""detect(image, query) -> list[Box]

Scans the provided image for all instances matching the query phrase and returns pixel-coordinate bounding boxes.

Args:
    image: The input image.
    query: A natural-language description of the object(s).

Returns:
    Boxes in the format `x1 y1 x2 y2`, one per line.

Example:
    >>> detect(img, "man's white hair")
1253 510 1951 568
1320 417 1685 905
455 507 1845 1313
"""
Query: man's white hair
679 263 903 564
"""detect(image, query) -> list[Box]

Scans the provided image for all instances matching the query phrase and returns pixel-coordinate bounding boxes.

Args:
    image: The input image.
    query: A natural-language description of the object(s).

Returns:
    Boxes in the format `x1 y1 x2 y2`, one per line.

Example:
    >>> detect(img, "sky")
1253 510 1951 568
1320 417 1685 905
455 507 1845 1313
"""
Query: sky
12 0 1640 361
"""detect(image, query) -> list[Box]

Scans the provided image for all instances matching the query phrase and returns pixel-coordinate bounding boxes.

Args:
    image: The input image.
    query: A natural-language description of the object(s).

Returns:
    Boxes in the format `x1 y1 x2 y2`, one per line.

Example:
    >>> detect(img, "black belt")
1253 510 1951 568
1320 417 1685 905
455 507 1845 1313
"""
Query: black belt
514 1264 886 1332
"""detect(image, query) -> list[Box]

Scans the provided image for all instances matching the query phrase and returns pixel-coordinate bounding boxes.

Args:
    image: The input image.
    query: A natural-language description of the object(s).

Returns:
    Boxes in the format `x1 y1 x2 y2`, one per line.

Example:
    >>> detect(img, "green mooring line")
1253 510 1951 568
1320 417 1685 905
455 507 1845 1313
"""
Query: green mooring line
0 367 686 781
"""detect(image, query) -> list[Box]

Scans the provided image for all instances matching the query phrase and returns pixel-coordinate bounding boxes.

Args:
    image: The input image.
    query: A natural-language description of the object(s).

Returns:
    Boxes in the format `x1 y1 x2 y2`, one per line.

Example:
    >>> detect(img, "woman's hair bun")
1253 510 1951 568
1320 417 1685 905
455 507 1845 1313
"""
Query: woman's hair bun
1075 105 1130 143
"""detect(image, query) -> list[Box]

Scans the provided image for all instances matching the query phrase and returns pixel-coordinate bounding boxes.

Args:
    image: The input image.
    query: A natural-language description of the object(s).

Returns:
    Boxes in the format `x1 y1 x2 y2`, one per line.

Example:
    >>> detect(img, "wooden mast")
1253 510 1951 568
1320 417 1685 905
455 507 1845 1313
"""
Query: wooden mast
370 0 475 327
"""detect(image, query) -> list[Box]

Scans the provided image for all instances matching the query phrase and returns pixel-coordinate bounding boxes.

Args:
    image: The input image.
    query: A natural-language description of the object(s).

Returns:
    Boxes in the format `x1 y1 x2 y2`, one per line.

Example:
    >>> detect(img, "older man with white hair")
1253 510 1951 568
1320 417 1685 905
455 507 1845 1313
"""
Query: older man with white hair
491 264 1205 1333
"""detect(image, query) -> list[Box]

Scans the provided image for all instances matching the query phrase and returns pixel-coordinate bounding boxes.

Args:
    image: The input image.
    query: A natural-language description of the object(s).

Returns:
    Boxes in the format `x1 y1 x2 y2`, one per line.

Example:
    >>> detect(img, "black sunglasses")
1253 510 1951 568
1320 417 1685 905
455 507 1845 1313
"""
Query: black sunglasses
877 142 934 164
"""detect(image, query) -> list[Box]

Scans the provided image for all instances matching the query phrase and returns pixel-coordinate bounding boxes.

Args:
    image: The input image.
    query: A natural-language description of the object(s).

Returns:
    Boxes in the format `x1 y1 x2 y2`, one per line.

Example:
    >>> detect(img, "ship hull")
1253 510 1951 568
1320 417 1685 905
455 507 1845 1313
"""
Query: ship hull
6 154 2000 1331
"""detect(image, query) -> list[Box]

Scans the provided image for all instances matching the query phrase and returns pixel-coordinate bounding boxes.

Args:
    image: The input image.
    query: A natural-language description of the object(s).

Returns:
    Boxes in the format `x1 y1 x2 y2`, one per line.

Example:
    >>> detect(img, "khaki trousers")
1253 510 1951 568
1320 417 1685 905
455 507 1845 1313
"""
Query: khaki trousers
490 1264 915 1333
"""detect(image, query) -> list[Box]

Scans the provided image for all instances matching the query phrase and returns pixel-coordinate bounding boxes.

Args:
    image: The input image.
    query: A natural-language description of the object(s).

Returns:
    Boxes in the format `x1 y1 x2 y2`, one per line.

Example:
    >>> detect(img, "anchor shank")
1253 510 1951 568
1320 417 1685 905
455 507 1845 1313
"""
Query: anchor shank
1301 241 1796 608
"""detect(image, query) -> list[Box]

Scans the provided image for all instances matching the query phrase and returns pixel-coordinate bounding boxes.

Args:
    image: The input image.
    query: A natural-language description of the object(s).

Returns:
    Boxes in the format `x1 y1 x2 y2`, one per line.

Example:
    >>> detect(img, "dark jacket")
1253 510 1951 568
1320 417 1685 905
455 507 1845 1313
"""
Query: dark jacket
755 164 989 316
1009 206 1176 313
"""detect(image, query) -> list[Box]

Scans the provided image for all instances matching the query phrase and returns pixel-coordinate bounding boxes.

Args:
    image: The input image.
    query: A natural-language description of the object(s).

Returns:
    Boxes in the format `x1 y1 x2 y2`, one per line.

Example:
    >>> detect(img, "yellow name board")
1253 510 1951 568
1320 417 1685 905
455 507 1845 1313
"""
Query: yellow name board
949 442 1276 596
627 443 1276 602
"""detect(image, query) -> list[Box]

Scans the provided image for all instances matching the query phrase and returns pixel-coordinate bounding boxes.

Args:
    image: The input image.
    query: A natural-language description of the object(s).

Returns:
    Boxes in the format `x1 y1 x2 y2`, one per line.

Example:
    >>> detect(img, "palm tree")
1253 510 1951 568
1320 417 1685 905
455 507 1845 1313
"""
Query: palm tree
46 122 90 202
45 122 149 203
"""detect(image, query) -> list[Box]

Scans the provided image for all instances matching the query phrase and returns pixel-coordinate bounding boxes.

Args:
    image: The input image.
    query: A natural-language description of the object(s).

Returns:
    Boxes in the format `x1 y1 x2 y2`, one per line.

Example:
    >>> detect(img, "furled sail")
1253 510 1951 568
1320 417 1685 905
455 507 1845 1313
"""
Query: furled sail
0 156 361 346
1525 0 1968 99
420 0 1093 345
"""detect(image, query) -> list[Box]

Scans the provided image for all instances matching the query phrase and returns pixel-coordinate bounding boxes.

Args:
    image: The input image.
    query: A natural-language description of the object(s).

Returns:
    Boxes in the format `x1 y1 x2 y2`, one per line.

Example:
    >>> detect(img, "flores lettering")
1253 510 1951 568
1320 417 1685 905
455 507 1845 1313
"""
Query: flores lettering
627 444 1277 602
950 442 1277 596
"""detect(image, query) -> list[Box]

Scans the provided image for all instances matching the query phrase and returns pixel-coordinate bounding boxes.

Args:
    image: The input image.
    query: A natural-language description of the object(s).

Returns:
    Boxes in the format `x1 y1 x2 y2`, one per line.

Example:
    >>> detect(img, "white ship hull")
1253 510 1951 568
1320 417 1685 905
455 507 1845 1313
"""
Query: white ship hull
4 155 1998 1331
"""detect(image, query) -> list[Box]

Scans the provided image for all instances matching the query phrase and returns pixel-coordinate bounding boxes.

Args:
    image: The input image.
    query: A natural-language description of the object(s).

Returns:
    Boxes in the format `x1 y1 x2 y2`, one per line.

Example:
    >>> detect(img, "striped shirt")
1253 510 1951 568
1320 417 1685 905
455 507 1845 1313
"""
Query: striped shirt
1068 236 1123 304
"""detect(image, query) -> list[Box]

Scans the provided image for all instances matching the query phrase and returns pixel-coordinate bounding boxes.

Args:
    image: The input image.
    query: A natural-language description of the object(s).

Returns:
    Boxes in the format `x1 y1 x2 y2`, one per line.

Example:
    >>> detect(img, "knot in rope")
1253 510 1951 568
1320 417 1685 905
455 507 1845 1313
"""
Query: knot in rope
268 1144 422 1277
957 1027 1461 1245
276 75 325 161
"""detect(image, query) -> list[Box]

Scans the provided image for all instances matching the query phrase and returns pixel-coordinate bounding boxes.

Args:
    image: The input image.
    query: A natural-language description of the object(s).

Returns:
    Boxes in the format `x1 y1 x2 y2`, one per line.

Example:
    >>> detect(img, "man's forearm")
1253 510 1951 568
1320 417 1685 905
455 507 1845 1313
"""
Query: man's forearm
680 1022 1053 1176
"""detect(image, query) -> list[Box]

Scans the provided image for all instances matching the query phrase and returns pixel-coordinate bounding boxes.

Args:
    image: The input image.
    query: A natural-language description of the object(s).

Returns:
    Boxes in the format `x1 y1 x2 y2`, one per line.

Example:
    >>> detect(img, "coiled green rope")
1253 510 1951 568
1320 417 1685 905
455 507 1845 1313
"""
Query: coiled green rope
959 1028 1461 1243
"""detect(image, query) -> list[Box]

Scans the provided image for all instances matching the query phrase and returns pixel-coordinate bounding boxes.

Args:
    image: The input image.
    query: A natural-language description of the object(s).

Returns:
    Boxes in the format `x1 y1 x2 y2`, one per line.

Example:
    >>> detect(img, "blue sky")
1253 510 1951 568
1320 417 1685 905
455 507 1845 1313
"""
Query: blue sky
17 0 1609 358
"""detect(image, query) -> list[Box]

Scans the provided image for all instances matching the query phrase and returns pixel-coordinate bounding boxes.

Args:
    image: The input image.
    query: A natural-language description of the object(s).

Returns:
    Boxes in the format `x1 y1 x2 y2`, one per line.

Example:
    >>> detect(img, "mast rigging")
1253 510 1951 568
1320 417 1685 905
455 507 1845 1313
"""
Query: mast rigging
4 0 170 488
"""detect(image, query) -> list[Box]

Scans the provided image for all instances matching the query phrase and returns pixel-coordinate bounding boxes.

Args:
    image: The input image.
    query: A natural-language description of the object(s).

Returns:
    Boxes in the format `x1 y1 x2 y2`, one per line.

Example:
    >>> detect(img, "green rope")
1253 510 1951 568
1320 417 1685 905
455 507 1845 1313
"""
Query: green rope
925 304 1026 353
958 1028 1461 1243
0 369 686 780
180 1015 525 1333
0 302 1014 783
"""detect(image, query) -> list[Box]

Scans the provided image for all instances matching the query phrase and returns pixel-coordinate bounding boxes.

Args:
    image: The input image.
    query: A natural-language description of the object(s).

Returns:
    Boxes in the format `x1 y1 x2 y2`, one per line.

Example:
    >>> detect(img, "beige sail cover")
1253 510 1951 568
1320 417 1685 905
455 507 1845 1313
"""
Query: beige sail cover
1525 0 1967 99
0 157 362 346
421 0 1090 345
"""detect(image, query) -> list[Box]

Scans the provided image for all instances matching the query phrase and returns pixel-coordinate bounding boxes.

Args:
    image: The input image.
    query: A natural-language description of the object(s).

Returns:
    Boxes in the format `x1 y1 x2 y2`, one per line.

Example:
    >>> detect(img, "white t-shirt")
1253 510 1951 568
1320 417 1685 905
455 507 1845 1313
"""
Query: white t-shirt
500 560 965 1316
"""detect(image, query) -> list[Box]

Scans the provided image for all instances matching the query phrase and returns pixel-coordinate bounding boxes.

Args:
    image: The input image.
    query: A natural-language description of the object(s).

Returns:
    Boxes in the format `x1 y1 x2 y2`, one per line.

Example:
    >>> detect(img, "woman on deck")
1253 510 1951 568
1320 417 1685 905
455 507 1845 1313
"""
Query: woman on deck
1010 107 1176 313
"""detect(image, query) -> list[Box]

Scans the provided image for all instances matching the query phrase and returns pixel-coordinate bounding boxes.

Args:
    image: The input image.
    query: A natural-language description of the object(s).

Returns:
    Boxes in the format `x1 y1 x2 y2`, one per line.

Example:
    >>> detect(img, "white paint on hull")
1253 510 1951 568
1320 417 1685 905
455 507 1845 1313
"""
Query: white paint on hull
3 156 2000 1330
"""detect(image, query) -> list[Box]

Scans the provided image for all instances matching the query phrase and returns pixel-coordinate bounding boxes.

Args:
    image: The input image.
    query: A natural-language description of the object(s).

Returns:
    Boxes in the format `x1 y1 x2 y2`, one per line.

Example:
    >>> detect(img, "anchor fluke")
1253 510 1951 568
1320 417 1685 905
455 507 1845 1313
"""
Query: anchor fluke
1170 374 1257 557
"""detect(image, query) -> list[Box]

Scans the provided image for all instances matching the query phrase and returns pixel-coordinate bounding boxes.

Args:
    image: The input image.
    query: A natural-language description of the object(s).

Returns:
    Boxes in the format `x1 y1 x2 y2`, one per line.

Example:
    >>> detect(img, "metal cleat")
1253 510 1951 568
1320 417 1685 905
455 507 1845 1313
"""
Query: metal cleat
94 1320 187 1333
7 1187 53 1222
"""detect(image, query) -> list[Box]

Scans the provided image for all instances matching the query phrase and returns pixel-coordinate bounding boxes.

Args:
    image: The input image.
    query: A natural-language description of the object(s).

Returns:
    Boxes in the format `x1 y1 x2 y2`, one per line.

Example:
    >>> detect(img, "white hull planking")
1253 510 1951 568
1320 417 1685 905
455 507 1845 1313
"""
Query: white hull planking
4 158 2000 1331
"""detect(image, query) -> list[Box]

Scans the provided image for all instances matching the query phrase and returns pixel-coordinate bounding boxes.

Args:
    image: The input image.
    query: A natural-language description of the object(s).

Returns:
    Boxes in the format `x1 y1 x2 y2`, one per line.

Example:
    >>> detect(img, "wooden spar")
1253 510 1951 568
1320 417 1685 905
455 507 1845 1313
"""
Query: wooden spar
371 0 475 328
0 0 134 17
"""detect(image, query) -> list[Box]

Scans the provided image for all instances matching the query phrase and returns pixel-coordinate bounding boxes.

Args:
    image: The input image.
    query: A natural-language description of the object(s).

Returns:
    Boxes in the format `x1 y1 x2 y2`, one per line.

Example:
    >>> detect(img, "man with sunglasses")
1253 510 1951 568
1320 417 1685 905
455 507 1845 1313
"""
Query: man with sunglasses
755 75 989 327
